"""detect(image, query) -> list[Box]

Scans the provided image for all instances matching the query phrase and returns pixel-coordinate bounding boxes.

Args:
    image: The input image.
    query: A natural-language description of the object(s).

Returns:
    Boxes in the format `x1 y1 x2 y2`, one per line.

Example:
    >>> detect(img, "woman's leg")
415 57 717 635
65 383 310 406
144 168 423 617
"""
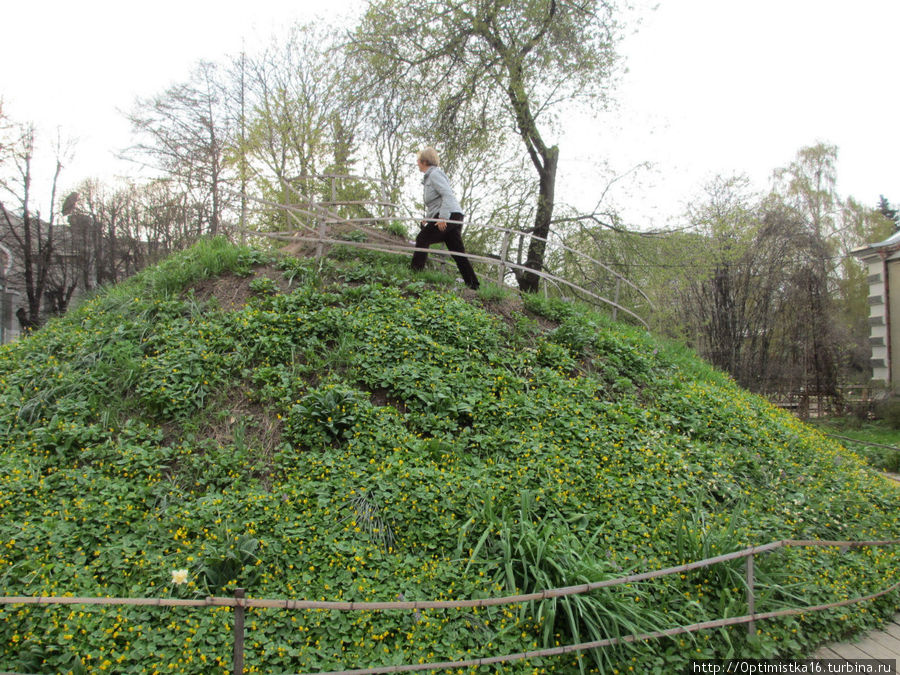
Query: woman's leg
411 222 442 271
444 212 480 290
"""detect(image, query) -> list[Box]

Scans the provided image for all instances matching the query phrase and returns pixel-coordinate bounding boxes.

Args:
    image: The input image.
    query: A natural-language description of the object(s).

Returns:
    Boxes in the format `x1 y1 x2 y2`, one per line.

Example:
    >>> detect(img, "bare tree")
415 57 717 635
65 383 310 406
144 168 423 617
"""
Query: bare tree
235 24 364 229
0 99 11 162
124 60 235 237
673 176 769 386
0 124 73 326
65 178 158 289
353 75 415 210
647 148 895 398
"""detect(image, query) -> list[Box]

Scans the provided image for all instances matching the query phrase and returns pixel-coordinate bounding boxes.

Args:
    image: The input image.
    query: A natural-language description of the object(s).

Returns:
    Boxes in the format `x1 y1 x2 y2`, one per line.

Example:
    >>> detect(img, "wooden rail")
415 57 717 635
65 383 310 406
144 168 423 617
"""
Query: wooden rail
246 228 651 329
2 539 898 674
232 174 653 328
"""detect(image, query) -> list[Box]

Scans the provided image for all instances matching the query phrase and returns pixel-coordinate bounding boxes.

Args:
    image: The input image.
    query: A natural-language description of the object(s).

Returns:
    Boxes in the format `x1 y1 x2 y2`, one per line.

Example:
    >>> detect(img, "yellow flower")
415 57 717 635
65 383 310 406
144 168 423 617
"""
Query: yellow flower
171 569 189 585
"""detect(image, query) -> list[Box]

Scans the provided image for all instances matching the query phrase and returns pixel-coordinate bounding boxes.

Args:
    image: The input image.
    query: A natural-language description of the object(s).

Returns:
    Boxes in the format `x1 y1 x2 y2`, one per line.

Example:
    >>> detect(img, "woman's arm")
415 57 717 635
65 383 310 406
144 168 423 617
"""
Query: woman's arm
428 169 460 226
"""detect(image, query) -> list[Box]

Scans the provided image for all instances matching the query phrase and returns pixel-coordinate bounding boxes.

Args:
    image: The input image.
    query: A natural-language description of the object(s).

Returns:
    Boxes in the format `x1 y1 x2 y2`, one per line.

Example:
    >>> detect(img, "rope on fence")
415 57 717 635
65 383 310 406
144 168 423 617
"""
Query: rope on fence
826 433 900 453
1 539 896 612
243 229 651 329
255 213 654 311
299 580 900 675
2 539 897 675
227 173 653 323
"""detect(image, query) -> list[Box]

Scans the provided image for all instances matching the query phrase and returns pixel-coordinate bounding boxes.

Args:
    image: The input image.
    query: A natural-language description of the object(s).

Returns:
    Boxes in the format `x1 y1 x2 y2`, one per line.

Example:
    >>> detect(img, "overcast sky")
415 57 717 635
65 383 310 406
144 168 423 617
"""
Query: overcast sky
2 0 898 230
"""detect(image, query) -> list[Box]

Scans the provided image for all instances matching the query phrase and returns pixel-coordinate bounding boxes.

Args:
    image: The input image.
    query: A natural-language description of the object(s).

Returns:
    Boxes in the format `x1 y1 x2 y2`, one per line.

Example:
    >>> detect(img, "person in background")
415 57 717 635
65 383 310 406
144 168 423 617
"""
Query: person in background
412 147 480 290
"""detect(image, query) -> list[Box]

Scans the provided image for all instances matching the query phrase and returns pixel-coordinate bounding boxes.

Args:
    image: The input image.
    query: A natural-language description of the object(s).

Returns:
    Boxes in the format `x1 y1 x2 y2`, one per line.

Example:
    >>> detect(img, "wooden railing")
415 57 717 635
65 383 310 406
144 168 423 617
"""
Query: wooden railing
2 539 898 674
233 175 653 328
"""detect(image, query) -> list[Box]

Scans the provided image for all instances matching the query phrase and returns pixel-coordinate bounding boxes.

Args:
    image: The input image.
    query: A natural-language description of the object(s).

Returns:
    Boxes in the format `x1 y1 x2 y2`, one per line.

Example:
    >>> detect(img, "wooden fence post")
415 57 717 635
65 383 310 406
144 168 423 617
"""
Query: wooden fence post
314 176 335 260
498 231 512 285
233 588 246 675
746 554 756 637
315 218 328 260
612 278 621 322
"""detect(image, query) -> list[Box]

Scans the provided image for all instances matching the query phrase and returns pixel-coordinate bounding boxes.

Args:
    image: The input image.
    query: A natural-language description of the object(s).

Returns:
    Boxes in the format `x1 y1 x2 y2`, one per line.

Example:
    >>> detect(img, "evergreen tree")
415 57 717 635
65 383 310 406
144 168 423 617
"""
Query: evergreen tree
877 195 899 228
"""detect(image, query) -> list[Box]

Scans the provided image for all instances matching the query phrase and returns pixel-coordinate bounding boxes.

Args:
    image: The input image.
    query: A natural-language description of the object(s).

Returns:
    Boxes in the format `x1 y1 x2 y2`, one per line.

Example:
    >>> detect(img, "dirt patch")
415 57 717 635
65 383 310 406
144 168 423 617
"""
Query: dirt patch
188 265 292 312
280 221 411 258
477 294 522 329
369 387 409 414
204 385 284 492
190 274 253 311
476 293 557 334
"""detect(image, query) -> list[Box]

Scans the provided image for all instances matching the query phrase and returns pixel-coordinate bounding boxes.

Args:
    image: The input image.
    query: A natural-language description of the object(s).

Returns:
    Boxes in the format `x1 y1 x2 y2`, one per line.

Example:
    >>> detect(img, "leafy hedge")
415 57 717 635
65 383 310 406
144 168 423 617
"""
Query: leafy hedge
0 238 897 674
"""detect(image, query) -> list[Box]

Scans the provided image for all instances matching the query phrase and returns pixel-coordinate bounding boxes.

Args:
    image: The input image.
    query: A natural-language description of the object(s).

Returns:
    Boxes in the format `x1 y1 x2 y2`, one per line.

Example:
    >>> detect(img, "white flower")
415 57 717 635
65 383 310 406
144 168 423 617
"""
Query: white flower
171 569 189 585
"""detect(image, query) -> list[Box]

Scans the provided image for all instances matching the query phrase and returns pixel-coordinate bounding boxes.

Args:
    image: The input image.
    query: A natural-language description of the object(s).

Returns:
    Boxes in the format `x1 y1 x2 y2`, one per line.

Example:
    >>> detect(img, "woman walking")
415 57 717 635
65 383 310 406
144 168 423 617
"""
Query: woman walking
412 147 480 290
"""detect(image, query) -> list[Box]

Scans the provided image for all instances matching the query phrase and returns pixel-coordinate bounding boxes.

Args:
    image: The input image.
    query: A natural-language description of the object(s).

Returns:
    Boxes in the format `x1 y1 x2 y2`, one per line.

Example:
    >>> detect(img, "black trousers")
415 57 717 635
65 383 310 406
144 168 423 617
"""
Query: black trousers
411 211 480 290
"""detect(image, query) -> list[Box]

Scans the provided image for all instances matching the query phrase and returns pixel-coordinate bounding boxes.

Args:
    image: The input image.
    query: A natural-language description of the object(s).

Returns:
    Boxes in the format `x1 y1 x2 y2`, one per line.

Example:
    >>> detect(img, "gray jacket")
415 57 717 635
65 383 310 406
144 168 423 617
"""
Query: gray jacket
422 166 463 221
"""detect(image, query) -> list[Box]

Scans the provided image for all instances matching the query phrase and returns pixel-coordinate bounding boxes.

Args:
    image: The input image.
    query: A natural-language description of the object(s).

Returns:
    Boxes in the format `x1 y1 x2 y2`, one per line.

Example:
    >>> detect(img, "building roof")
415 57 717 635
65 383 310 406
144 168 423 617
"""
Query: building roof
852 229 900 260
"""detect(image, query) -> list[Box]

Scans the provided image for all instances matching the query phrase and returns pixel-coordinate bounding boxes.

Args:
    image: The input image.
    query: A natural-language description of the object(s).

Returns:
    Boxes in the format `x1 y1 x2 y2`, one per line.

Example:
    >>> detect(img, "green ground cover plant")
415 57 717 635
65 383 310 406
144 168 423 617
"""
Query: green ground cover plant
0 237 898 674
810 416 900 473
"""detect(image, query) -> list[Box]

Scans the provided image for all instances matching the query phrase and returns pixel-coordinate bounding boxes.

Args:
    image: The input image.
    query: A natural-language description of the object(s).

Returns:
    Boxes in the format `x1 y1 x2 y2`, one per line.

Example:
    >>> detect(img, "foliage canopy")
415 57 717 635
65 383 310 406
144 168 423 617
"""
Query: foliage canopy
350 0 624 291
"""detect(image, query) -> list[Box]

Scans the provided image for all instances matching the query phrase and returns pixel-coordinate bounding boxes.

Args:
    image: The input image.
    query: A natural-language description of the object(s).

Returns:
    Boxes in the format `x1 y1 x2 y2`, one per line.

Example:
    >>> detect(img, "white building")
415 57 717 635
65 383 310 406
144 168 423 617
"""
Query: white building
852 230 900 390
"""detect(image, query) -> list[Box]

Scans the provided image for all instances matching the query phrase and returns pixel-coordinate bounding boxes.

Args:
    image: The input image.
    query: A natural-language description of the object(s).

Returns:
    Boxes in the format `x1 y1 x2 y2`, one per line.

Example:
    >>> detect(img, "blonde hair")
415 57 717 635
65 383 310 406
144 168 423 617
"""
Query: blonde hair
417 147 440 168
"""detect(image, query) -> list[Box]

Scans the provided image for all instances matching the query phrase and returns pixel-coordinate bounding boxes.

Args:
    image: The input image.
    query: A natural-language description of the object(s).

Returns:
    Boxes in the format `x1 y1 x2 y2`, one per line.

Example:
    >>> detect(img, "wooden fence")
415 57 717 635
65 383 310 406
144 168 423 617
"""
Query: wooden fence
233 174 653 329
767 385 882 420
2 539 899 674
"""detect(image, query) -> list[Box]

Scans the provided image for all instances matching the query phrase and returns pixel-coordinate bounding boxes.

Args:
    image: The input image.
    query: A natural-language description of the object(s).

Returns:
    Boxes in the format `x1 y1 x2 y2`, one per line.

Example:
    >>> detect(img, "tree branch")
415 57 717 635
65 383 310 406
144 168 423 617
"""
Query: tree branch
519 0 558 59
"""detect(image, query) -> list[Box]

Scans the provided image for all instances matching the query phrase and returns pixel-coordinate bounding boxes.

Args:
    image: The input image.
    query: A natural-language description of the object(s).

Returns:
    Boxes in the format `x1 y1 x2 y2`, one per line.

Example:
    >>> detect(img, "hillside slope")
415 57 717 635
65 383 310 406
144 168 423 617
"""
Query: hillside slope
0 238 898 674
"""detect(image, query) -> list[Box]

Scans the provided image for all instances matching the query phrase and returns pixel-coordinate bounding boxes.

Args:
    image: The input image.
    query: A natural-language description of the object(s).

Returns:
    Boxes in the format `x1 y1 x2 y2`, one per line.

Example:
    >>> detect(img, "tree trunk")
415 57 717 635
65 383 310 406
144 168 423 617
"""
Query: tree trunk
519 146 558 293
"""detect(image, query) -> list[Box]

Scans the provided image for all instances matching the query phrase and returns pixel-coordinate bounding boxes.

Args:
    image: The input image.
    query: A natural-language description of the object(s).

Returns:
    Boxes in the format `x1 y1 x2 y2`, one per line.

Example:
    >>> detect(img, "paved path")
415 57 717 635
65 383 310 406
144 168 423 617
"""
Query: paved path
811 613 900 672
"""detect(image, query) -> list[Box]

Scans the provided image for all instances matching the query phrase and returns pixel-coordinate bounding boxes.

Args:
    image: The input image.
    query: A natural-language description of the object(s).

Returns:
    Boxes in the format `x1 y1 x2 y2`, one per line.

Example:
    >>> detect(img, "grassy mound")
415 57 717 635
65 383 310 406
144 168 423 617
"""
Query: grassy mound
0 238 898 674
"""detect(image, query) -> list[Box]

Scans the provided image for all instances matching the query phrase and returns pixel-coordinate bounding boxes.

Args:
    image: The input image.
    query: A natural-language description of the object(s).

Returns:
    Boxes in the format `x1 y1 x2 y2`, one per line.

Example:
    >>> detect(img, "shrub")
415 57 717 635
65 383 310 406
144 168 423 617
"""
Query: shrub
874 398 900 430
286 383 371 445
